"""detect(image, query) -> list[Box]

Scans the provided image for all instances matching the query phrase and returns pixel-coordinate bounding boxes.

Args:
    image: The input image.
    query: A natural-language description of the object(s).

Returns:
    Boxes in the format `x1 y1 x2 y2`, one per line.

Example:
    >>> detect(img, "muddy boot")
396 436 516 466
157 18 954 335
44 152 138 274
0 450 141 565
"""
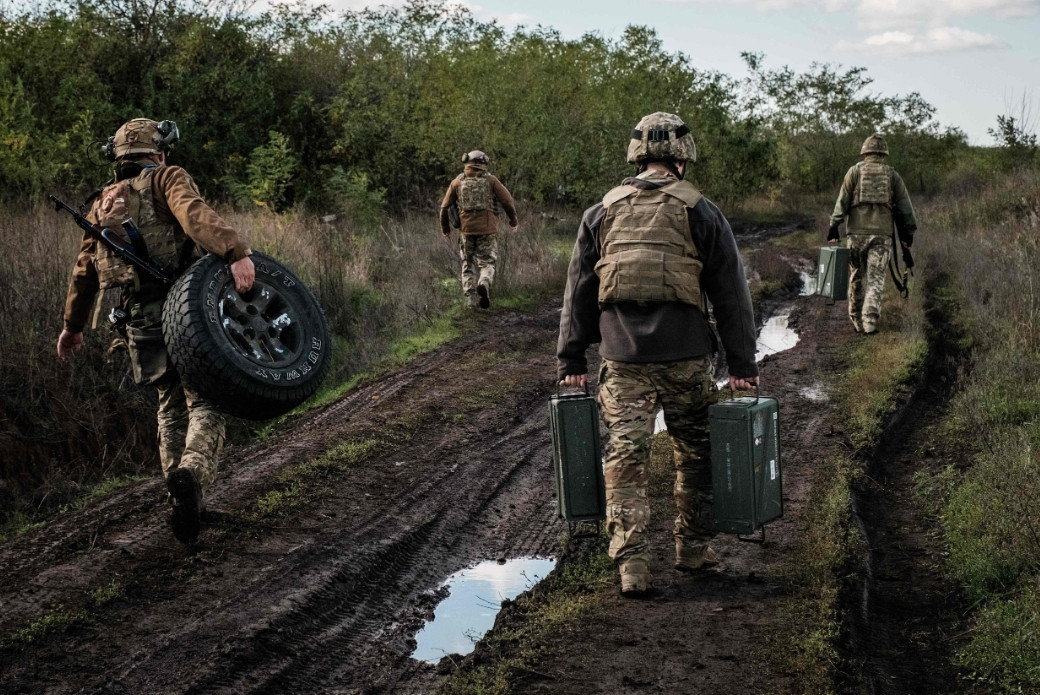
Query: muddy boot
477 281 491 309
862 318 877 334
849 315 863 333
619 559 652 597
167 467 202 544
675 542 718 572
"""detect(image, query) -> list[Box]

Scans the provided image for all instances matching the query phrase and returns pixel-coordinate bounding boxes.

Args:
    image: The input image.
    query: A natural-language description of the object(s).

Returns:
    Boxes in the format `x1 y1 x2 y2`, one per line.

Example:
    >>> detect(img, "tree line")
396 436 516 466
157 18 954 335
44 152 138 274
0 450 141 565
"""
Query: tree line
0 0 1028 215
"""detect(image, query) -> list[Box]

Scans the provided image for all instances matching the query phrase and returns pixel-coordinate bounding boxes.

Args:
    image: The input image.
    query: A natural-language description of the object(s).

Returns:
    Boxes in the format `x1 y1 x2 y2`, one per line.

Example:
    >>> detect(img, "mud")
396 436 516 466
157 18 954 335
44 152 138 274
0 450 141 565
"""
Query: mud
0 229 978 695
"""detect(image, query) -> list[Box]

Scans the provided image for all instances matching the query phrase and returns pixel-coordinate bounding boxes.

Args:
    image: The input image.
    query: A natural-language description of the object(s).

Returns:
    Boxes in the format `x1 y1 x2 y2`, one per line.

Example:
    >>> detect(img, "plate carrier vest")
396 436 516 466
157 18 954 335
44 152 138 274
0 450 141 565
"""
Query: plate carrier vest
595 179 706 310
458 172 492 212
93 167 195 290
848 160 894 235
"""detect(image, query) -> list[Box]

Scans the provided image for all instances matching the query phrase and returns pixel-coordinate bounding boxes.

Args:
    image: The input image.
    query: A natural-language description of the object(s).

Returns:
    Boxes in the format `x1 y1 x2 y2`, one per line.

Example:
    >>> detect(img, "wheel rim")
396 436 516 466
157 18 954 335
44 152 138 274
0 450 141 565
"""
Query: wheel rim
217 279 304 368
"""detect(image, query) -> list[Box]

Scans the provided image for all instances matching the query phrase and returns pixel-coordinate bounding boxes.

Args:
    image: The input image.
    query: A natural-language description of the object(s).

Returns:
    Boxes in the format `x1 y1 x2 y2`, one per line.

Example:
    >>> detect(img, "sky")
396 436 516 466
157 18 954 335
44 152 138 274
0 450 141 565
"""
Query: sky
318 0 1040 144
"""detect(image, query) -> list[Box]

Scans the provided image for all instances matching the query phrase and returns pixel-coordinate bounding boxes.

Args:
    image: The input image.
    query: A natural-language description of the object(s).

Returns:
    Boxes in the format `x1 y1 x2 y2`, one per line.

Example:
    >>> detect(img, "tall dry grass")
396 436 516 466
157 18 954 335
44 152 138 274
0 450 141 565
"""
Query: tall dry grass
0 202 571 533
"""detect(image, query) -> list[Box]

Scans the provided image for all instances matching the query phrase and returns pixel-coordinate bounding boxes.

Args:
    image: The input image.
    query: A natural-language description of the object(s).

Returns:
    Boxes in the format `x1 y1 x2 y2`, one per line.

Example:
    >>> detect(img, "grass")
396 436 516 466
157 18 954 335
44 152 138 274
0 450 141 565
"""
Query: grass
770 453 862 695
4 579 124 649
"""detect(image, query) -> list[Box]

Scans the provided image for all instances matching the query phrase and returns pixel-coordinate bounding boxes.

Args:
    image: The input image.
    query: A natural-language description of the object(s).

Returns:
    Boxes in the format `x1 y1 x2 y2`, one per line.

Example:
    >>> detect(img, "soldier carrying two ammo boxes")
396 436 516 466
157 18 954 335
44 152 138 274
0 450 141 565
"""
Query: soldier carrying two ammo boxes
556 112 759 597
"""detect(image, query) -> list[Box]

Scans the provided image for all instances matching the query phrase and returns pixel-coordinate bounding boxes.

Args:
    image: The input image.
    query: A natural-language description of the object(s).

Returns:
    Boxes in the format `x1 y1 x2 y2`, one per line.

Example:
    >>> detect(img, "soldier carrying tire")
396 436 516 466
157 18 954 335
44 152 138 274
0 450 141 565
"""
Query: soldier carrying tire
55 118 255 544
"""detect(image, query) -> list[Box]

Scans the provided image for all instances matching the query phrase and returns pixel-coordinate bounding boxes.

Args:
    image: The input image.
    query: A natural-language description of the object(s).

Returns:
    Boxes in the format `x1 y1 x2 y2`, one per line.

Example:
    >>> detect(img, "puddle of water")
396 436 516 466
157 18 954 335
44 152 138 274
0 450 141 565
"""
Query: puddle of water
799 383 829 402
411 557 556 663
799 271 816 296
756 312 799 362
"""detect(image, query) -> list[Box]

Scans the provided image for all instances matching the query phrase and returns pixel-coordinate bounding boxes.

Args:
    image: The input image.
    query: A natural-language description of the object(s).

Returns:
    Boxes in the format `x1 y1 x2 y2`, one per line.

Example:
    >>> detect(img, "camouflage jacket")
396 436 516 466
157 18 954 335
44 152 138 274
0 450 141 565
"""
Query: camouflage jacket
63 164 251 332
557 172 758 380
829 155 918 242
439 164 518 236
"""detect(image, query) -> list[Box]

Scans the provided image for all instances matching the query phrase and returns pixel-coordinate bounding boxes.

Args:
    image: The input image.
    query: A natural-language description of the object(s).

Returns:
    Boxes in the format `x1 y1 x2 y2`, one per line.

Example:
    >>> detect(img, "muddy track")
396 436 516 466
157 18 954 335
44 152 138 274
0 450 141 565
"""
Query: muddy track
0 304 566 694
841 275 976 695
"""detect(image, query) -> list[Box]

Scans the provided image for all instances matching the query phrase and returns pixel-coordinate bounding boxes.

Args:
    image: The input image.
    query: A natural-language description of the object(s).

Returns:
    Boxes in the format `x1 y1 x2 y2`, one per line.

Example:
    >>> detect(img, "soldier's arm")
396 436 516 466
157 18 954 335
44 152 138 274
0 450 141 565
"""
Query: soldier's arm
154 166 250 263
439 180 458 235
890 171 918 245
694 203 758 380
828 167 857 235
491 176 519 227
62 225 101 333
556 206 604 380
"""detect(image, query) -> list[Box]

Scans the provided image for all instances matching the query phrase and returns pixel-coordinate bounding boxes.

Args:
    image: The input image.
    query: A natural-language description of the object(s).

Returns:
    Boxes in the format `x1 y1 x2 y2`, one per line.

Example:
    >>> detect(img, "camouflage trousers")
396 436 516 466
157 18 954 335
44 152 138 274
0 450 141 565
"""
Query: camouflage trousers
848 234 891 332
459 233 498 302
125 304 225 492
598 357 719 573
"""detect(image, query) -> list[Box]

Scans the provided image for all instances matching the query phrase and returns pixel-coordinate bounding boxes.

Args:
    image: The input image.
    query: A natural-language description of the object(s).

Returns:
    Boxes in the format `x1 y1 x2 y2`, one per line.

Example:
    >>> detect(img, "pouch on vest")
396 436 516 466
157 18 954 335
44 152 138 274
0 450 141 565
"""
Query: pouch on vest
125 320 170 386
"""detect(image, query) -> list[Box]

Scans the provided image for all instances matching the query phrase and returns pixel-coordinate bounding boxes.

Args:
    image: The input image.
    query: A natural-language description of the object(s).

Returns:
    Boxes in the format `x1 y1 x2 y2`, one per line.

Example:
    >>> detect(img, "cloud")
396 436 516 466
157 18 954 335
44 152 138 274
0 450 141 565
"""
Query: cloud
854 0 1038 30
836 25 1007 54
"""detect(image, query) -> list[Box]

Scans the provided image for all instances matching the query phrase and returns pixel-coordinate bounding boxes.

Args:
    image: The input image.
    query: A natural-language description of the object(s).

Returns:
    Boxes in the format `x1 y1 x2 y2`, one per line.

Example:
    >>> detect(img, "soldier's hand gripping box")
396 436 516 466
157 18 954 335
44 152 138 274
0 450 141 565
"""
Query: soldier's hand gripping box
548 391 605 522
709 396 782 535
817 246 849 300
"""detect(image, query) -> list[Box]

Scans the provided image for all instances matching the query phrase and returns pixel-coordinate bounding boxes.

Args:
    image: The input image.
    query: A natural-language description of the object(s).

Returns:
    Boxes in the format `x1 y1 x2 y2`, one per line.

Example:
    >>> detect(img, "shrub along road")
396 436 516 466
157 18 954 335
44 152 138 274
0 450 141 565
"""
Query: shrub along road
0 231 979 694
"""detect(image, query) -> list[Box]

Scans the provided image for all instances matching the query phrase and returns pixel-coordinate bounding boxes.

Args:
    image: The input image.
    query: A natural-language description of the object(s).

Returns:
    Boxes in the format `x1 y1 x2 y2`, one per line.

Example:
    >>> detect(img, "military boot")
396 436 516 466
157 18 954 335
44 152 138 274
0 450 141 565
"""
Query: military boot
619 559 652 597
675 541 718 572
477 281 491 309
168 467 202 544
862 318 878 334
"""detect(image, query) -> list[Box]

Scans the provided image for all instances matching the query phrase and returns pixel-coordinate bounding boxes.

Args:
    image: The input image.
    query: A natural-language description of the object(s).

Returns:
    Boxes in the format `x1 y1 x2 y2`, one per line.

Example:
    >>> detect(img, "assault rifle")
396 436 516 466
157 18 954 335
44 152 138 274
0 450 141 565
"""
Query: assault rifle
49 194 173 285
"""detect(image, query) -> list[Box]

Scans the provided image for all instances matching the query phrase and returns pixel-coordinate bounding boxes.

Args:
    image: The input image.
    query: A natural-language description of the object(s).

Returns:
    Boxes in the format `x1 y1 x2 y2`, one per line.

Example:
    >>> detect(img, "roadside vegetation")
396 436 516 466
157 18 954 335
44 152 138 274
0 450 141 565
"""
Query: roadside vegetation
913 168 1040 693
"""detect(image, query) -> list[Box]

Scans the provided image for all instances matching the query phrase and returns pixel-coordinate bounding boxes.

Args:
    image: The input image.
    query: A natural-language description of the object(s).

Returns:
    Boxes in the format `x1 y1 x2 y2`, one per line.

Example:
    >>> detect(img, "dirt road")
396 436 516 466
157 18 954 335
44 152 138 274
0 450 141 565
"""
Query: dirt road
0 229 970 694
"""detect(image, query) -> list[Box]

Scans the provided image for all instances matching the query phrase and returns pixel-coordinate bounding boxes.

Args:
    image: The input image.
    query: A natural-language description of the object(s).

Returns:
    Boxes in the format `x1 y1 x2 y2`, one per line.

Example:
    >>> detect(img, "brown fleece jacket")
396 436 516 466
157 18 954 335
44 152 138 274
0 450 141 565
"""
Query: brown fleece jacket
62 164 251 332
439 164 518 235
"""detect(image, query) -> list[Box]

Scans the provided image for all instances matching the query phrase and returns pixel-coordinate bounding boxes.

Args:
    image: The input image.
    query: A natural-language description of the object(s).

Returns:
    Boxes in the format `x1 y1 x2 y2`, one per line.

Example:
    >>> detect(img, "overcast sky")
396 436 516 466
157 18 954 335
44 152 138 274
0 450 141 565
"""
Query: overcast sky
321 0 1040 144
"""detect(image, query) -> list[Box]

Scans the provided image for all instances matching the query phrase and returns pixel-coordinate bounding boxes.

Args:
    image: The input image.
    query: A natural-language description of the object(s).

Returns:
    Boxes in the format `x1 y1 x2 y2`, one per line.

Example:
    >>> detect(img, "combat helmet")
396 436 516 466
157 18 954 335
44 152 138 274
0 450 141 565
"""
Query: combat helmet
627 112 697 164
107 118 180 160
860 133 889 156
462 150 489 165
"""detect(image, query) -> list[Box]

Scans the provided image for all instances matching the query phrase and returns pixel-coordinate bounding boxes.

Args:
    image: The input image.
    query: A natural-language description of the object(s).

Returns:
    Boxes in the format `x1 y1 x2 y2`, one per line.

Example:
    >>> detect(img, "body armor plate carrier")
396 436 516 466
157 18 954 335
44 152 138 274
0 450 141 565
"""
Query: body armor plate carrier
848 161 894 234
595 180 705 309
458 173 492 212
93 167 195 289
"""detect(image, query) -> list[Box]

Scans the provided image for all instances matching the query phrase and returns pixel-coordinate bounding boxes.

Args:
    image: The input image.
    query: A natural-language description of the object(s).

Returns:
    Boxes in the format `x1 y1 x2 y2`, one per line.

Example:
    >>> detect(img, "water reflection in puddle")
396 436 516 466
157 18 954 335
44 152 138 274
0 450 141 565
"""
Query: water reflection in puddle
799 271 816 296
756 312 799 362
411 557 556 663
799 383 829 402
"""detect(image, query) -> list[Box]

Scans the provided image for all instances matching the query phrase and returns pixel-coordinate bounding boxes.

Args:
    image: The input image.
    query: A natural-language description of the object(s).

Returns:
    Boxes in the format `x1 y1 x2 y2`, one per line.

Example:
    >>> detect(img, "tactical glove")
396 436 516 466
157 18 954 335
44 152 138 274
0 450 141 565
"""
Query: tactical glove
827 224 840 242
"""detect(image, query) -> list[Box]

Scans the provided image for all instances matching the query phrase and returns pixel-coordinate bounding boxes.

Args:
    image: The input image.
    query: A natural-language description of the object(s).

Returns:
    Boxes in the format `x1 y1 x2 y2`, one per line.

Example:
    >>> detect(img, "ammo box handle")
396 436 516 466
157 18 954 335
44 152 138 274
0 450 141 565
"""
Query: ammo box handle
555 379 590 398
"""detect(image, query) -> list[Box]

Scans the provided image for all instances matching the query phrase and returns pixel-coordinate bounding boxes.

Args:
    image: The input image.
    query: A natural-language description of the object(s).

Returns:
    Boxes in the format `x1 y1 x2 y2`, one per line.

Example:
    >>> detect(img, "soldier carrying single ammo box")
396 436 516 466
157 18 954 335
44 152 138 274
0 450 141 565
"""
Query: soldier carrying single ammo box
827 133 919 333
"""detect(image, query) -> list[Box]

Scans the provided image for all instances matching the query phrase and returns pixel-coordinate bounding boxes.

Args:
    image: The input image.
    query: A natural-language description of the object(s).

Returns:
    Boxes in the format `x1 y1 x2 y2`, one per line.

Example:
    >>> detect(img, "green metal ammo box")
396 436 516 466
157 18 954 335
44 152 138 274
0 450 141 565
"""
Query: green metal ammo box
549 392 605 522
817 246 849 300
709 396 783 536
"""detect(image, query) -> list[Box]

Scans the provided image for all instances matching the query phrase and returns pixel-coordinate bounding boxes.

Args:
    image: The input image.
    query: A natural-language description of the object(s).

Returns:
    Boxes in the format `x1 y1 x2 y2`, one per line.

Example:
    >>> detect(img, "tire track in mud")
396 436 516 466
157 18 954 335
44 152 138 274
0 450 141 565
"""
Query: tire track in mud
0 304 566 695
842 278 970 695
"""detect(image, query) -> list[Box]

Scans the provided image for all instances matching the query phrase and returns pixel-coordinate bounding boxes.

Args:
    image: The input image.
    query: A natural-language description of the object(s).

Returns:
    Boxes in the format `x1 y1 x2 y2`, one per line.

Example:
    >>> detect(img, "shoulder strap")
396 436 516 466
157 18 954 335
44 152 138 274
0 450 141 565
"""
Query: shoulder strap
602 184 639 209
661 180 703 209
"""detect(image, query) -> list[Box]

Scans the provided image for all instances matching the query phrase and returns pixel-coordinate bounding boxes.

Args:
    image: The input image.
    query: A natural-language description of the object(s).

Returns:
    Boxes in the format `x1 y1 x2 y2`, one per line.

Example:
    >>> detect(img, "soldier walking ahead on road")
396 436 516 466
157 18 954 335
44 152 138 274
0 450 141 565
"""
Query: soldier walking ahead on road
557 112 759 597
56 118 255 543
828 133 918 334
439 150 519 309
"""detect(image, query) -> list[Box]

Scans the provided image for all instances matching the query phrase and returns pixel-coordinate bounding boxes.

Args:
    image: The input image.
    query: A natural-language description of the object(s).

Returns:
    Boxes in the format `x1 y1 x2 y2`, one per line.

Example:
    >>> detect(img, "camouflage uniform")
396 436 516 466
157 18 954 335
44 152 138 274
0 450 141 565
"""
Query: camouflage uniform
829 134 918 333
439 151 518 308
459 233 498 306
61 119 250 507
599 357 718 577
557 113 758 592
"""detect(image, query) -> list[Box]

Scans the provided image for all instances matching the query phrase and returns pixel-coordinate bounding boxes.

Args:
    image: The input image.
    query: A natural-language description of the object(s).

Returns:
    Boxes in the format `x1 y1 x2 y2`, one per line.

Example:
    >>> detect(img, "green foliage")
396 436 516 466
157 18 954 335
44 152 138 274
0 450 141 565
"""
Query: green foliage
229 131 299 211
0 0 977 207
956 578 1040 693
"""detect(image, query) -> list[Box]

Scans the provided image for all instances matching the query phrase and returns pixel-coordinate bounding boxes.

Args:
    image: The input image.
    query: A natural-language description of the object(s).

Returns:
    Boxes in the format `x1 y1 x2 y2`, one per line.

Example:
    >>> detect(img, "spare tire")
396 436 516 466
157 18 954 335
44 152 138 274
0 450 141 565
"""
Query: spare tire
163 252 332 420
